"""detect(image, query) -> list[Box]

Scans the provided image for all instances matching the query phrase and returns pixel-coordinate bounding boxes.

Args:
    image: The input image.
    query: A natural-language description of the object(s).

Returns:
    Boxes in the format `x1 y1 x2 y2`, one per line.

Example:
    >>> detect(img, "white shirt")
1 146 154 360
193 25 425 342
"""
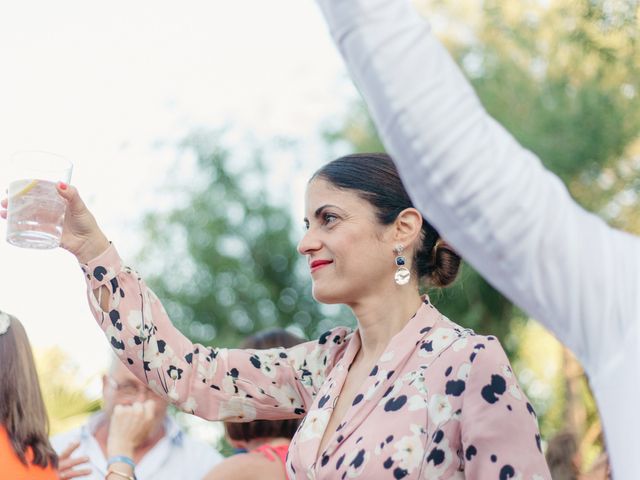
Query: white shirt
51 413 223 480
315 0 640 477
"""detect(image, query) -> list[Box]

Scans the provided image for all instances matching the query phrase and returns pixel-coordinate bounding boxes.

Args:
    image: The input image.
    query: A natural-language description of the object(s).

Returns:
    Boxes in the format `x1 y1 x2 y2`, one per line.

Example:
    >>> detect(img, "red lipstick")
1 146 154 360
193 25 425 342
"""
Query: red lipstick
310 259 333 273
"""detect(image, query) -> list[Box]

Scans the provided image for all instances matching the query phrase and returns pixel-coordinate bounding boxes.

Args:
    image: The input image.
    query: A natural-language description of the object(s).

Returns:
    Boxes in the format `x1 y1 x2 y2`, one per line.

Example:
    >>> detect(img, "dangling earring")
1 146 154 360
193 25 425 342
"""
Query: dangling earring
394 244 411 285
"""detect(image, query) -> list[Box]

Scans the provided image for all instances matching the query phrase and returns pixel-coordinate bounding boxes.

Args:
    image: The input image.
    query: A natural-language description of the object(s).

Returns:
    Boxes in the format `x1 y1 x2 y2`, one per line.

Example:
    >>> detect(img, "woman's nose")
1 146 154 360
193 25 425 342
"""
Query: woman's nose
297 228 321 256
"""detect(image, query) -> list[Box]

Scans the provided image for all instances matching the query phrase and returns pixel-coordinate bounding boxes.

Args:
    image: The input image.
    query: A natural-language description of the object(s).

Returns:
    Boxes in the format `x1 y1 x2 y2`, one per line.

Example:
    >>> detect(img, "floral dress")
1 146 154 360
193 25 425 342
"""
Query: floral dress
81 245 550 479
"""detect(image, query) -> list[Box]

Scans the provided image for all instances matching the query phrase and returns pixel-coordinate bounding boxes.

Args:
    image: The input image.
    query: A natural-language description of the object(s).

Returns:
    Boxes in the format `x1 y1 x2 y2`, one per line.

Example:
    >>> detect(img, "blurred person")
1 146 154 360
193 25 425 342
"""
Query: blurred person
1 152 552 478
545 431 580 480
205 328 304 480
51 357 223 479
0 310 58 479
313 0 640 476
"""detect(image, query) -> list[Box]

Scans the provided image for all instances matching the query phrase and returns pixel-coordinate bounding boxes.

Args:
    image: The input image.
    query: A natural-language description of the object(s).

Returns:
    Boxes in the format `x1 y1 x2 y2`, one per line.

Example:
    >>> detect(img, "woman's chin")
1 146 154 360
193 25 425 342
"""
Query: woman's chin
312 287 343 305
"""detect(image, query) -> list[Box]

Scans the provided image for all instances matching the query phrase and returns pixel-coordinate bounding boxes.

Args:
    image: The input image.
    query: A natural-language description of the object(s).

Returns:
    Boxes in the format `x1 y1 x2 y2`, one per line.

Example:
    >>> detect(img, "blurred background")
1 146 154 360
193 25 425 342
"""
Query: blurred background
1 0 638 477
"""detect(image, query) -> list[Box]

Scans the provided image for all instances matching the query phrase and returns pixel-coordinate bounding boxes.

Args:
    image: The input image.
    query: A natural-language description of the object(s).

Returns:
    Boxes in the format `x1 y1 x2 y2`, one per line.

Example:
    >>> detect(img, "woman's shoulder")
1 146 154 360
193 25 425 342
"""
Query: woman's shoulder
0 425 57 479
432 316 511 367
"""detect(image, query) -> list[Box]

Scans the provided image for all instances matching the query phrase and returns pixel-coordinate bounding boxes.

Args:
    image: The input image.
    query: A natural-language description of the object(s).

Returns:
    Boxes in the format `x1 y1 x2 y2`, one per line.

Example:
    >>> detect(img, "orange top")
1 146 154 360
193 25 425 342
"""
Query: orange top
0 425 57 480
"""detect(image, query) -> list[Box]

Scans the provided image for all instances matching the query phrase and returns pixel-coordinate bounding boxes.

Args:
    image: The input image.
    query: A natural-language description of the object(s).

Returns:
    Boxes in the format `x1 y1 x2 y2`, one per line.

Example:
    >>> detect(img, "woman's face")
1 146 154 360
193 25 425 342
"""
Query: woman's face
298 178 396 305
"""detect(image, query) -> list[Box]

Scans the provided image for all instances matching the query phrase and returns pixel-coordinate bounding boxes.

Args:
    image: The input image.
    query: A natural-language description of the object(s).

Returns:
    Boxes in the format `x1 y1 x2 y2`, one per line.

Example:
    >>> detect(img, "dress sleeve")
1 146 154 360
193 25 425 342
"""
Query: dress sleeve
80 244 351 421
460 337 551 479
314 0 640 377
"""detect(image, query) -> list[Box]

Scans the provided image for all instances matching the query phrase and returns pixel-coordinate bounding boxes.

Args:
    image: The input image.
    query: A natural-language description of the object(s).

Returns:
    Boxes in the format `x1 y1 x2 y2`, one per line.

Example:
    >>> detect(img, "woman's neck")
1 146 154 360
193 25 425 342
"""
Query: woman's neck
349 287 423 363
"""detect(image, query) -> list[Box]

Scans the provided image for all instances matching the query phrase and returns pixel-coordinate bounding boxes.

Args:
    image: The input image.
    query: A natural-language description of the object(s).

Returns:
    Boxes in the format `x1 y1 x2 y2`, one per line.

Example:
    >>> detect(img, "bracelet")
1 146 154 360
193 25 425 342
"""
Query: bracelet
106 467 136 480
107 455 136 469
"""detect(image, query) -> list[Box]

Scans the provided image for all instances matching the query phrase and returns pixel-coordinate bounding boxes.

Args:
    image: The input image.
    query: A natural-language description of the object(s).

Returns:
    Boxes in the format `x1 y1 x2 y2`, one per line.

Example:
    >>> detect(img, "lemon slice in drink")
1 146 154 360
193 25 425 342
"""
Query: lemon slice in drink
10 180 39 199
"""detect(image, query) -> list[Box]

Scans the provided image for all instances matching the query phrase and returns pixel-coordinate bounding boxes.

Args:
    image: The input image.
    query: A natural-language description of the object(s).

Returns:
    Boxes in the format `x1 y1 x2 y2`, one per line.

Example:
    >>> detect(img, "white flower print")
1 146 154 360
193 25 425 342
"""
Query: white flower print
218 397 257 421
221 374 236 394
297 408 330 442
452 336 468 352
428 394 452 424
405 370 429 395
392 427 425 473
430 328 456 352
197 356 218 381
509 384 523 400
253 349 280 379
105 325 124 350
408 394 428 411
456 363 471 381
269 382 303 409
127 310 143 331
364 380 382 401
139 338 165 369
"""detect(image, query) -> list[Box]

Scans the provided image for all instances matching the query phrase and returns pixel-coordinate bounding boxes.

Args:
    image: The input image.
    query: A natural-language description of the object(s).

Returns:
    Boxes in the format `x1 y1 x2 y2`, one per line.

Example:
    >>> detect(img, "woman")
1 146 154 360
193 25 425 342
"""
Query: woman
206 328 304 480
2 153 550 478
0 310 58 479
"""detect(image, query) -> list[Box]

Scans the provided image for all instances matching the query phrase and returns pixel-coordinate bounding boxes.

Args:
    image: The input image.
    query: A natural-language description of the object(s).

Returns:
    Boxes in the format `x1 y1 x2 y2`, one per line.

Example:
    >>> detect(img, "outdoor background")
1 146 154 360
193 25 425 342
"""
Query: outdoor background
1 0 638 475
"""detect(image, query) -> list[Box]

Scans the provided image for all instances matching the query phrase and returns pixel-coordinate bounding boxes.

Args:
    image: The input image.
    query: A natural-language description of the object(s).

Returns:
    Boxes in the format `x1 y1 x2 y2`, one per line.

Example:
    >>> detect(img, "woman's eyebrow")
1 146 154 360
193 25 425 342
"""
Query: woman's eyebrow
303 204 340 223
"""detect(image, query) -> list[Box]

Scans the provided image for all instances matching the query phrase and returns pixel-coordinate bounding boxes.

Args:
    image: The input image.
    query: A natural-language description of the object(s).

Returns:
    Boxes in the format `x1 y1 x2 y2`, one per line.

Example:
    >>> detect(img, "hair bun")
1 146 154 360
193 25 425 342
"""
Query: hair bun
428 241 461 287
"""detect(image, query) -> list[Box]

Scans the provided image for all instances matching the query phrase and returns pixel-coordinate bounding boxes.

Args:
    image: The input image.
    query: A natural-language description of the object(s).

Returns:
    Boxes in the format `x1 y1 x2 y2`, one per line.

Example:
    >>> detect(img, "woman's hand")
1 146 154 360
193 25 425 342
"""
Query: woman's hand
107 400 156 459
1 184 109 263
55 184 110 263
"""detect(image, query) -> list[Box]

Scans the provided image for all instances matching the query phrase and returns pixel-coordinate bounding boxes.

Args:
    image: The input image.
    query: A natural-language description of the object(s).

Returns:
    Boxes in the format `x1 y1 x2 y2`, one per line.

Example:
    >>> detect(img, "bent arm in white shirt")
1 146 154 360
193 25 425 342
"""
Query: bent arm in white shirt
315 0 640 378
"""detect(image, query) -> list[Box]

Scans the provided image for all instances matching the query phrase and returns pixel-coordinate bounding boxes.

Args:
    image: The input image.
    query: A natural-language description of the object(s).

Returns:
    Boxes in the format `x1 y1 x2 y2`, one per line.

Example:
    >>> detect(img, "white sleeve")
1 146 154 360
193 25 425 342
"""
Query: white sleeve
315 0 640 377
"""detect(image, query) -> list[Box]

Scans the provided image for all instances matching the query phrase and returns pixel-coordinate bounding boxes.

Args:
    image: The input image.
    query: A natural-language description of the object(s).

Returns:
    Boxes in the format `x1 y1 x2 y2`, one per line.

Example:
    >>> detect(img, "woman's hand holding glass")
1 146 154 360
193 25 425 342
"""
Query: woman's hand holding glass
2 184 110 263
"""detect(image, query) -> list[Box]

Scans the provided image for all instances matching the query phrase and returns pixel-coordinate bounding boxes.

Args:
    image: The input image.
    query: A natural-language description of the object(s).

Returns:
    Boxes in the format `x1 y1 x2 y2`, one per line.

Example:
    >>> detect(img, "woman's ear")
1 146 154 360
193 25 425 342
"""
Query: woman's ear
393 208 423 247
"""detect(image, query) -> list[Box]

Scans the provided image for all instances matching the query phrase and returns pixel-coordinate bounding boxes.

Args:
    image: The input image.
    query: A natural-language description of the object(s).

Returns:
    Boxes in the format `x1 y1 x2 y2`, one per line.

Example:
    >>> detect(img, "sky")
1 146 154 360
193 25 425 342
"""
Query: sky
0 1 357 394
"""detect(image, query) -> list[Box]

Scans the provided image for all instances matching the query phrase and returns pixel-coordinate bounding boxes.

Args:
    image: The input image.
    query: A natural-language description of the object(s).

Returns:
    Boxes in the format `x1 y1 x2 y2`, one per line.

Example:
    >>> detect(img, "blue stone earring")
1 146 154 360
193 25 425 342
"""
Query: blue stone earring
394 244 410 285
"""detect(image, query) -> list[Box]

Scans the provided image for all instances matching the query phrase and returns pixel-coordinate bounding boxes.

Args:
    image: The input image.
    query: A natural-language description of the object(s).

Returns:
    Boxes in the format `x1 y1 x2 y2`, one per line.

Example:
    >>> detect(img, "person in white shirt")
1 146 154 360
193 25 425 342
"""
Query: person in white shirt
51 358 223 480
314 0 640 477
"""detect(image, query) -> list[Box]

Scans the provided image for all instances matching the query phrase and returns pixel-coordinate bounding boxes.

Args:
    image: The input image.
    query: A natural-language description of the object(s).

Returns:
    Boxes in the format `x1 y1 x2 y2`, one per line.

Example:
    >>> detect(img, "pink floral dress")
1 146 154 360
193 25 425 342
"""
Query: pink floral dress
82 245 550 479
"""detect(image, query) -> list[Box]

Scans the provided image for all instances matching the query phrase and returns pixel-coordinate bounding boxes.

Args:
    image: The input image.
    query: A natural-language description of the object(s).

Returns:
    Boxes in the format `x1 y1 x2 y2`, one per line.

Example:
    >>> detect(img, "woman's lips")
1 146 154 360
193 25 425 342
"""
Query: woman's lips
310 259 333 273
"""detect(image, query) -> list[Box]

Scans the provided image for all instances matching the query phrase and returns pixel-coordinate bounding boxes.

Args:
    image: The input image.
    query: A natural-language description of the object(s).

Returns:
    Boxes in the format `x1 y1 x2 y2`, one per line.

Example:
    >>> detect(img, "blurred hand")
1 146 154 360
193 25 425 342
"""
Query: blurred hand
107 400 156 459
1 184 109 263
57 441 92 479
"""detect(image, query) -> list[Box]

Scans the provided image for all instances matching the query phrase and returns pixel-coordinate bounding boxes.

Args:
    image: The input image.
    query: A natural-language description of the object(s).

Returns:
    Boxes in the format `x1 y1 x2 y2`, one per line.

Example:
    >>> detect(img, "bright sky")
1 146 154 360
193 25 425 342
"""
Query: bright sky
0 1 356 393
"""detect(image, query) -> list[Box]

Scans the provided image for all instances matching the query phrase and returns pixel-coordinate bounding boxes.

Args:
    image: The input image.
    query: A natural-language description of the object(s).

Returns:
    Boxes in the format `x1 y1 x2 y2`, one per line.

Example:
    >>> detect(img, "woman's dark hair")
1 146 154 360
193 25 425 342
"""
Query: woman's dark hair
225 329 305 442
312 153 461 287
0 312 58 469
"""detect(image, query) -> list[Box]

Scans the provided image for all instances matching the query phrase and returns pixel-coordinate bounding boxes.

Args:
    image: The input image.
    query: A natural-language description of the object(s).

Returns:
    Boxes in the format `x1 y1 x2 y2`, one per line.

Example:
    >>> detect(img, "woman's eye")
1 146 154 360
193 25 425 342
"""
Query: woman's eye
323 213 338 224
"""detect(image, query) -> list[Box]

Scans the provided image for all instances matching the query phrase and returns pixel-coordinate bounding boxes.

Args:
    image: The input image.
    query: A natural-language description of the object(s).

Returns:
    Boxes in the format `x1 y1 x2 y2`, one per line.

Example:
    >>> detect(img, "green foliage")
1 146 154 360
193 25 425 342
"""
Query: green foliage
35 348 101 436
138 131 334 347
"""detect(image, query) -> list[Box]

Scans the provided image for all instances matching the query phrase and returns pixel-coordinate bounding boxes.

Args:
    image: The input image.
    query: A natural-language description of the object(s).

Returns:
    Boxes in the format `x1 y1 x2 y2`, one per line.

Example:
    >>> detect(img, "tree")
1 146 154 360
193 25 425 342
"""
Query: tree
35 348 101 435
137 131 343 348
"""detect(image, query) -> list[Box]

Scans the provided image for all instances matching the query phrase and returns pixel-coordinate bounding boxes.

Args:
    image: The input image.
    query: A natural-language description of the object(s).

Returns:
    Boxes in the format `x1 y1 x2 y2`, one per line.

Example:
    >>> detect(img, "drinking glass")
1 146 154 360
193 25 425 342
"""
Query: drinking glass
6 151 73 249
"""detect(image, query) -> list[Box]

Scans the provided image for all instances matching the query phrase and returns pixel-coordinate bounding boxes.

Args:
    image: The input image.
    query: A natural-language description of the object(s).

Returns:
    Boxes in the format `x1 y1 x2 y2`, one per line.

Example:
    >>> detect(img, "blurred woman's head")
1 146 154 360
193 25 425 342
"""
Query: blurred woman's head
225 329 305 446
0 311 57 468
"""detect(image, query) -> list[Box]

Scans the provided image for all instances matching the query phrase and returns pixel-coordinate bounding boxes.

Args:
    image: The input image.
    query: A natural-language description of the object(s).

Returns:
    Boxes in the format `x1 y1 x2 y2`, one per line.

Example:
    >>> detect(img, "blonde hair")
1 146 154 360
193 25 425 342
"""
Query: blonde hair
0 313 58 468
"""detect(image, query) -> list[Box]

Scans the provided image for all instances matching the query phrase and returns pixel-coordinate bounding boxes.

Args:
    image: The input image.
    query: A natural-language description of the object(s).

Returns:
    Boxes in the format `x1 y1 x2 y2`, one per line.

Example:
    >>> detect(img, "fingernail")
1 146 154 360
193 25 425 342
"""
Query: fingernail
58 182 68 190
